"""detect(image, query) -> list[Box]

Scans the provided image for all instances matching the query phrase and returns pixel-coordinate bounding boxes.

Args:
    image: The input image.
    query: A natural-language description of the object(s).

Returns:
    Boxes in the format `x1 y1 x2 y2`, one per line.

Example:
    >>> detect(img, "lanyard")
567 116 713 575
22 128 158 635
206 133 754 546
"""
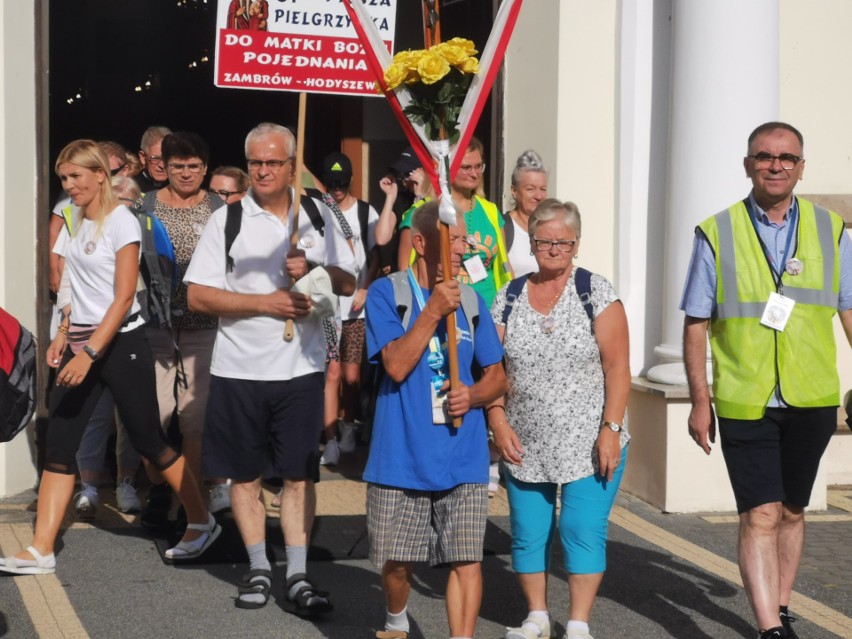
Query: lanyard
407 269 446 376
743 197 798 292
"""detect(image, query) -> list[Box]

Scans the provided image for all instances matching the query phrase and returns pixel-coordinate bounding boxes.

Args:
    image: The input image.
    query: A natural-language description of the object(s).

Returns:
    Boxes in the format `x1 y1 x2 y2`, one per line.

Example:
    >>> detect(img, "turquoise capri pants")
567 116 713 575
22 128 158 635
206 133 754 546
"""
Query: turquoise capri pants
504 446 627 575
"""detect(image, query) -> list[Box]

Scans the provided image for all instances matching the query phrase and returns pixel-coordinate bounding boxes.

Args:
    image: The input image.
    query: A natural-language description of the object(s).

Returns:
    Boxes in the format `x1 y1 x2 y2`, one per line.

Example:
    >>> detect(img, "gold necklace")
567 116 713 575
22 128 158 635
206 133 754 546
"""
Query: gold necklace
531 274 570 334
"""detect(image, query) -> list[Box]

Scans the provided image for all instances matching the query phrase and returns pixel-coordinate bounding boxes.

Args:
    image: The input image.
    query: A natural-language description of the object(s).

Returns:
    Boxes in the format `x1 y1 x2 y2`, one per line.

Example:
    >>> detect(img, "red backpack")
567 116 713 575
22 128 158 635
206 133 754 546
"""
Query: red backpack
0 307 36 442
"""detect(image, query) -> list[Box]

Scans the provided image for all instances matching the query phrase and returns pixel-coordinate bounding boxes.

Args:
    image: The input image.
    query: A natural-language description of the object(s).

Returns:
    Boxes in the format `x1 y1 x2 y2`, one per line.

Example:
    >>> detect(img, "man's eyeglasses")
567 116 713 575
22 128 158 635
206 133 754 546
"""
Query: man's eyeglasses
110 163 127 176
213 189 244 201
168 162 204 174
459 162 486 174
533 238 577 253
247 158 292 172
747 153 803 171
143 153 164 165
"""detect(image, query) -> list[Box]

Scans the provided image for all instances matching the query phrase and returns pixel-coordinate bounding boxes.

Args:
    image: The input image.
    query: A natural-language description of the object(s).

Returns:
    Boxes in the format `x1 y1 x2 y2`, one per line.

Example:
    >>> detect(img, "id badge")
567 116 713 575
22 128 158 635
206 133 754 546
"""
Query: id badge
463 255 488 283
431 385 449 424
760 292 795 332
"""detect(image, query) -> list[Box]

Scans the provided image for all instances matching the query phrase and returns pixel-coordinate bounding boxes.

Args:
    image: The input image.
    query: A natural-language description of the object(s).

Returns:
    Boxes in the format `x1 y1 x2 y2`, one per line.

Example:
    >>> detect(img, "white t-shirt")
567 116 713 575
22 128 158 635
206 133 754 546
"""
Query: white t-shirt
338 199 379 320
53 205 144 330
506 216 539 278
184 191 357 381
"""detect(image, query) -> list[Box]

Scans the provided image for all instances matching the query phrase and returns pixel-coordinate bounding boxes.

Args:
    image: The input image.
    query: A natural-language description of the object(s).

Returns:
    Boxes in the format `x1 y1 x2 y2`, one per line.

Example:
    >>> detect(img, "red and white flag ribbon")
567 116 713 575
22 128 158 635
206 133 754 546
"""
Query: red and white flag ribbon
345 0 524 224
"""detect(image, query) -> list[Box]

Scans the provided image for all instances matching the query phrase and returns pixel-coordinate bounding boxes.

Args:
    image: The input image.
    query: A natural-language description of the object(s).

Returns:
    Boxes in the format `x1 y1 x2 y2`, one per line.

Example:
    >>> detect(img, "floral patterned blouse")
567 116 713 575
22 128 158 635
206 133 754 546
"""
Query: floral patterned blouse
490 269 630 484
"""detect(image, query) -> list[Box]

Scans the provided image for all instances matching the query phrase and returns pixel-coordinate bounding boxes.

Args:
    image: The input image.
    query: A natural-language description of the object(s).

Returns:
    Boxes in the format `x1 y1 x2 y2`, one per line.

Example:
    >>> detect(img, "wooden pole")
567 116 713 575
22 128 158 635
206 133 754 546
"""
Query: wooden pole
284 91 308 342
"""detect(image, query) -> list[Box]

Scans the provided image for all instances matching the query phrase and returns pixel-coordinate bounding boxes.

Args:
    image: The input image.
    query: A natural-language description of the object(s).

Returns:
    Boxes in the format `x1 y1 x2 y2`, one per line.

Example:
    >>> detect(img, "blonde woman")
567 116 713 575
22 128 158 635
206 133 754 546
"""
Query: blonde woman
0 140 219 575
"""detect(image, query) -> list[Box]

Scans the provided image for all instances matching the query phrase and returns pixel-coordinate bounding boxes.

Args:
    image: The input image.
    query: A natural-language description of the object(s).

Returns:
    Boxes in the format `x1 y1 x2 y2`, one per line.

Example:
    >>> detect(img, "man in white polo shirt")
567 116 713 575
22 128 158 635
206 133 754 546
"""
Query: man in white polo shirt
185 122 355 615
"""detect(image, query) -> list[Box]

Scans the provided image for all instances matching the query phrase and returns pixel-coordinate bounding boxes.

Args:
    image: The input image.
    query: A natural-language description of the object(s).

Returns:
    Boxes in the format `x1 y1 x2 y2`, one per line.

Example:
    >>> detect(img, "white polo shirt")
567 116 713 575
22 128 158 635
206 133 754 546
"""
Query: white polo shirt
184 190 356 381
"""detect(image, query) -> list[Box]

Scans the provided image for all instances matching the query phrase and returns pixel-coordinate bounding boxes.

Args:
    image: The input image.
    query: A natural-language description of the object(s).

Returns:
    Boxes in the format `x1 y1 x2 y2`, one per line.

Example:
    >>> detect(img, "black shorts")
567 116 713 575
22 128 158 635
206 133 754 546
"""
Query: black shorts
202 373 324 482
719 407 836 513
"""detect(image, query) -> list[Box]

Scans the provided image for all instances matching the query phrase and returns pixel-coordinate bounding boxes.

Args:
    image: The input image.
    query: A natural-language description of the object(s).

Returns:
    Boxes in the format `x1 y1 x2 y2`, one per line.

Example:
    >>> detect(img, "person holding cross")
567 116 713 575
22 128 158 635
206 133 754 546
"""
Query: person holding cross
364 200 508 639
184 122 356 614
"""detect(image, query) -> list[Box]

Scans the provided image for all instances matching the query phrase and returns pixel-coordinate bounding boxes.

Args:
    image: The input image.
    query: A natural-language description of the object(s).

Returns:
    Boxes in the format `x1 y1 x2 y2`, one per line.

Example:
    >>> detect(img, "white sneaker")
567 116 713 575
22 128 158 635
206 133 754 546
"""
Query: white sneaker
74 484 99 519
320 439 340 466
209 481 232 514
506 613 552 639
338 421 357 453
115 477 142 513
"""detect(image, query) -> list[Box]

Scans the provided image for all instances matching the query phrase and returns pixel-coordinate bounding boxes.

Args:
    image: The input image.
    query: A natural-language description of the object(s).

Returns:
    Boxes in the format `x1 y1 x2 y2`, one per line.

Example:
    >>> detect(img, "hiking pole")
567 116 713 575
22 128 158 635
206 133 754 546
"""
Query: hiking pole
284 91 307 342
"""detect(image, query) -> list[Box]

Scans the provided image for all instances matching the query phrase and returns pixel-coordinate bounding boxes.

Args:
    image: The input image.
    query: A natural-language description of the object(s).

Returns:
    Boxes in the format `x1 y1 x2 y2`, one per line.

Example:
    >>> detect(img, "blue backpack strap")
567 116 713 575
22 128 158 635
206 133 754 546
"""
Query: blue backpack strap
574 267 595 334
501 274 530 325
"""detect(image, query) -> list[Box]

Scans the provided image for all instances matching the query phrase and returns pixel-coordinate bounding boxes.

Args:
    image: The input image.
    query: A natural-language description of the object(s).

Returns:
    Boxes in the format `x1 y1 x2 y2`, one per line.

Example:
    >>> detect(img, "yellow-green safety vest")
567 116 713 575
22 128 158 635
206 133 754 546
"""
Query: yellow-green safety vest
698 197 843 419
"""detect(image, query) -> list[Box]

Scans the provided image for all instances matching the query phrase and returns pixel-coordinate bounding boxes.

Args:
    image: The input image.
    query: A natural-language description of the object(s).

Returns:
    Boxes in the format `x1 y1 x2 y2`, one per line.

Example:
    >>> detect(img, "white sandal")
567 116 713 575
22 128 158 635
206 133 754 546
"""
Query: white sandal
505 613 552 639
0 546 56 575
165 513 222 560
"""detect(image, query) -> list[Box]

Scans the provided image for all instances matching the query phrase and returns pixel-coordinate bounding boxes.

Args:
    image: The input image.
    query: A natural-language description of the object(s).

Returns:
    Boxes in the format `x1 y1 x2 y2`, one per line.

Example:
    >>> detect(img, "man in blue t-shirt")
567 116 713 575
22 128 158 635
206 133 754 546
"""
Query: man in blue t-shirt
364 200 507 639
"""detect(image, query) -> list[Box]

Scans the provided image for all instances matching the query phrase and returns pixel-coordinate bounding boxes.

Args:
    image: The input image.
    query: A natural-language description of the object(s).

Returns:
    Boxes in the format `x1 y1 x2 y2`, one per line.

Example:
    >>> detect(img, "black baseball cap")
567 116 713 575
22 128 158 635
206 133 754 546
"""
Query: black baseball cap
390 146 421 176
322 152 353 185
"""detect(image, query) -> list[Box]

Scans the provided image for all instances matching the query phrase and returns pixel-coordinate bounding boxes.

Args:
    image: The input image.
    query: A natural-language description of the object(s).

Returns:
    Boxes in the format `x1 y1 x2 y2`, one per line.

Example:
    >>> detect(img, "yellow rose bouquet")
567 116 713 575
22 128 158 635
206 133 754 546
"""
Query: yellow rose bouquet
382 37 480 143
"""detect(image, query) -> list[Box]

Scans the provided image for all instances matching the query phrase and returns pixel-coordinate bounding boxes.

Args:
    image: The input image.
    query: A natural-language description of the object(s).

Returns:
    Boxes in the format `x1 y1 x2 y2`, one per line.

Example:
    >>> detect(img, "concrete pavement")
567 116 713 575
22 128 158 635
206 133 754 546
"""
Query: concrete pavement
1 449 851 638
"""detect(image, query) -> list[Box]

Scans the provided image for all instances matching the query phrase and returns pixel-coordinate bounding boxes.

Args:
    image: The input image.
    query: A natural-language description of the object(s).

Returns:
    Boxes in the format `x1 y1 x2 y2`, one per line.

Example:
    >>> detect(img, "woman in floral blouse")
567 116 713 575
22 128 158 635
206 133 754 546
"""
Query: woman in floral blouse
488 199 631 639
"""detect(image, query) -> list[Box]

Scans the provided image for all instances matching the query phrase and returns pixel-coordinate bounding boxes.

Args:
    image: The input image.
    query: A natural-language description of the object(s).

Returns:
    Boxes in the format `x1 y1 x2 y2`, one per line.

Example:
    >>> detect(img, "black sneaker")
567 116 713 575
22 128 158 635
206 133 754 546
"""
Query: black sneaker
780 611 798 639
758 627 786 639
141 483 173 531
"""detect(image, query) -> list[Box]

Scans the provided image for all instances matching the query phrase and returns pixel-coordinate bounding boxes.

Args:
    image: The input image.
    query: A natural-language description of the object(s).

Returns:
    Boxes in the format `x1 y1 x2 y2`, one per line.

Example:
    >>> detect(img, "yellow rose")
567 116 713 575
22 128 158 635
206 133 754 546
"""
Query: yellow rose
417 51 450 84
435 43 468 66
443 37 477 56
393 49 422 72
455 56 480 75
384 61 411 90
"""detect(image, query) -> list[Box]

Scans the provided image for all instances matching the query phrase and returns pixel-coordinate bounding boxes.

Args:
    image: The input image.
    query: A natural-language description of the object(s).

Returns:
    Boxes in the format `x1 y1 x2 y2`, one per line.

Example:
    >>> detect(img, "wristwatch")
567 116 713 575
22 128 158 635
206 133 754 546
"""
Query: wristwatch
602 420 622 433
82 345 100 362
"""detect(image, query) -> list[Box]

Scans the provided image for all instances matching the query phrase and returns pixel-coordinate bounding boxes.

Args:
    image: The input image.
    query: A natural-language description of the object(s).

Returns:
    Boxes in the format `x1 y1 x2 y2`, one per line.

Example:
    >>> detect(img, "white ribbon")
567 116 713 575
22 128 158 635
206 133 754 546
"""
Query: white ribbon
433 139 457 226
291 266 338 320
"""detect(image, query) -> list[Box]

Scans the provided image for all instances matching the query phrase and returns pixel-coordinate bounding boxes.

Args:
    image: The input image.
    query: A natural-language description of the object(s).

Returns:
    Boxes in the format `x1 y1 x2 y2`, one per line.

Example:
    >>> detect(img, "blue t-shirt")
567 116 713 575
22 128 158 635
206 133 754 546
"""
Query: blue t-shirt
364 276 504 491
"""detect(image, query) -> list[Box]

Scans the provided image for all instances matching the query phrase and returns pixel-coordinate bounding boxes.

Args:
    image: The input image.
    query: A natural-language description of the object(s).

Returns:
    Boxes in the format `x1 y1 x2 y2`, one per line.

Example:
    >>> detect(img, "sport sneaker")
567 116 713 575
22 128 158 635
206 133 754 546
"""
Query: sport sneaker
780 611 798 639
338 421 357 453
506 613 551 639
115 477 142 513
74 484 99 519
320 439 340 466
209 482 231 514
758 627 786 639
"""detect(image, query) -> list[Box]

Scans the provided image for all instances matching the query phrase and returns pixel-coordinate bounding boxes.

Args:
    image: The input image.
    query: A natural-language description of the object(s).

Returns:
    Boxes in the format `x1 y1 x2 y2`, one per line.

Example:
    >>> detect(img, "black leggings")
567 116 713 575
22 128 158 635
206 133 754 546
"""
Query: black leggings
45 326 178 475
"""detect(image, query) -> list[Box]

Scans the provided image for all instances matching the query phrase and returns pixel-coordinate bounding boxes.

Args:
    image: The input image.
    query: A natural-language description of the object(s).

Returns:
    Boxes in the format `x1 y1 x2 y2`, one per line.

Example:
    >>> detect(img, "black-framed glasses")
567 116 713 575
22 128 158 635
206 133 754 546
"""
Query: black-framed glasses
246 158 292 171
168 162 204 174
533 238 577 253
326 181 349 190
213 189 244 200
747 153 803 171
110 163 127 176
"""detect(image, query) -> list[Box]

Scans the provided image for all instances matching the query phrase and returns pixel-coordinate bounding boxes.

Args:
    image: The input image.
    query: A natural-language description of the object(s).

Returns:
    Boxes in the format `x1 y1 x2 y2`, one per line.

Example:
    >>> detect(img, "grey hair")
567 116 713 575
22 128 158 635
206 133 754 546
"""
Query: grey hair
528 198 581 239
244 123 296 158
511 149 547 189
411 199 460 238
111 175 141 203
139 126 172 153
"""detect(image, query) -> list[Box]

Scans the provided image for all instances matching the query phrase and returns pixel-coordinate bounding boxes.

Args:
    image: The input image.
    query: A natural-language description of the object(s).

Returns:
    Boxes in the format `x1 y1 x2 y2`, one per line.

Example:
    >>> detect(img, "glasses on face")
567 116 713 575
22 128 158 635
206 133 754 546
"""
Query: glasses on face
747 152 803 171
110 163 127 176
326 181 349 190
247 158 292 172
533 238 577 253
459 162 486 174
143 153 164 166
213 189 244 201
168 162 204 174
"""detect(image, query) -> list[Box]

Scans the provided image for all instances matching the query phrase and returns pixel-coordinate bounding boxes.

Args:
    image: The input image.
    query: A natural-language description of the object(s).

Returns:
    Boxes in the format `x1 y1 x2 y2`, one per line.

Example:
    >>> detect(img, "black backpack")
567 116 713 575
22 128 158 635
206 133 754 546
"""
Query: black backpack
0 307 37 443
500 268 596 334
224 191 326 272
